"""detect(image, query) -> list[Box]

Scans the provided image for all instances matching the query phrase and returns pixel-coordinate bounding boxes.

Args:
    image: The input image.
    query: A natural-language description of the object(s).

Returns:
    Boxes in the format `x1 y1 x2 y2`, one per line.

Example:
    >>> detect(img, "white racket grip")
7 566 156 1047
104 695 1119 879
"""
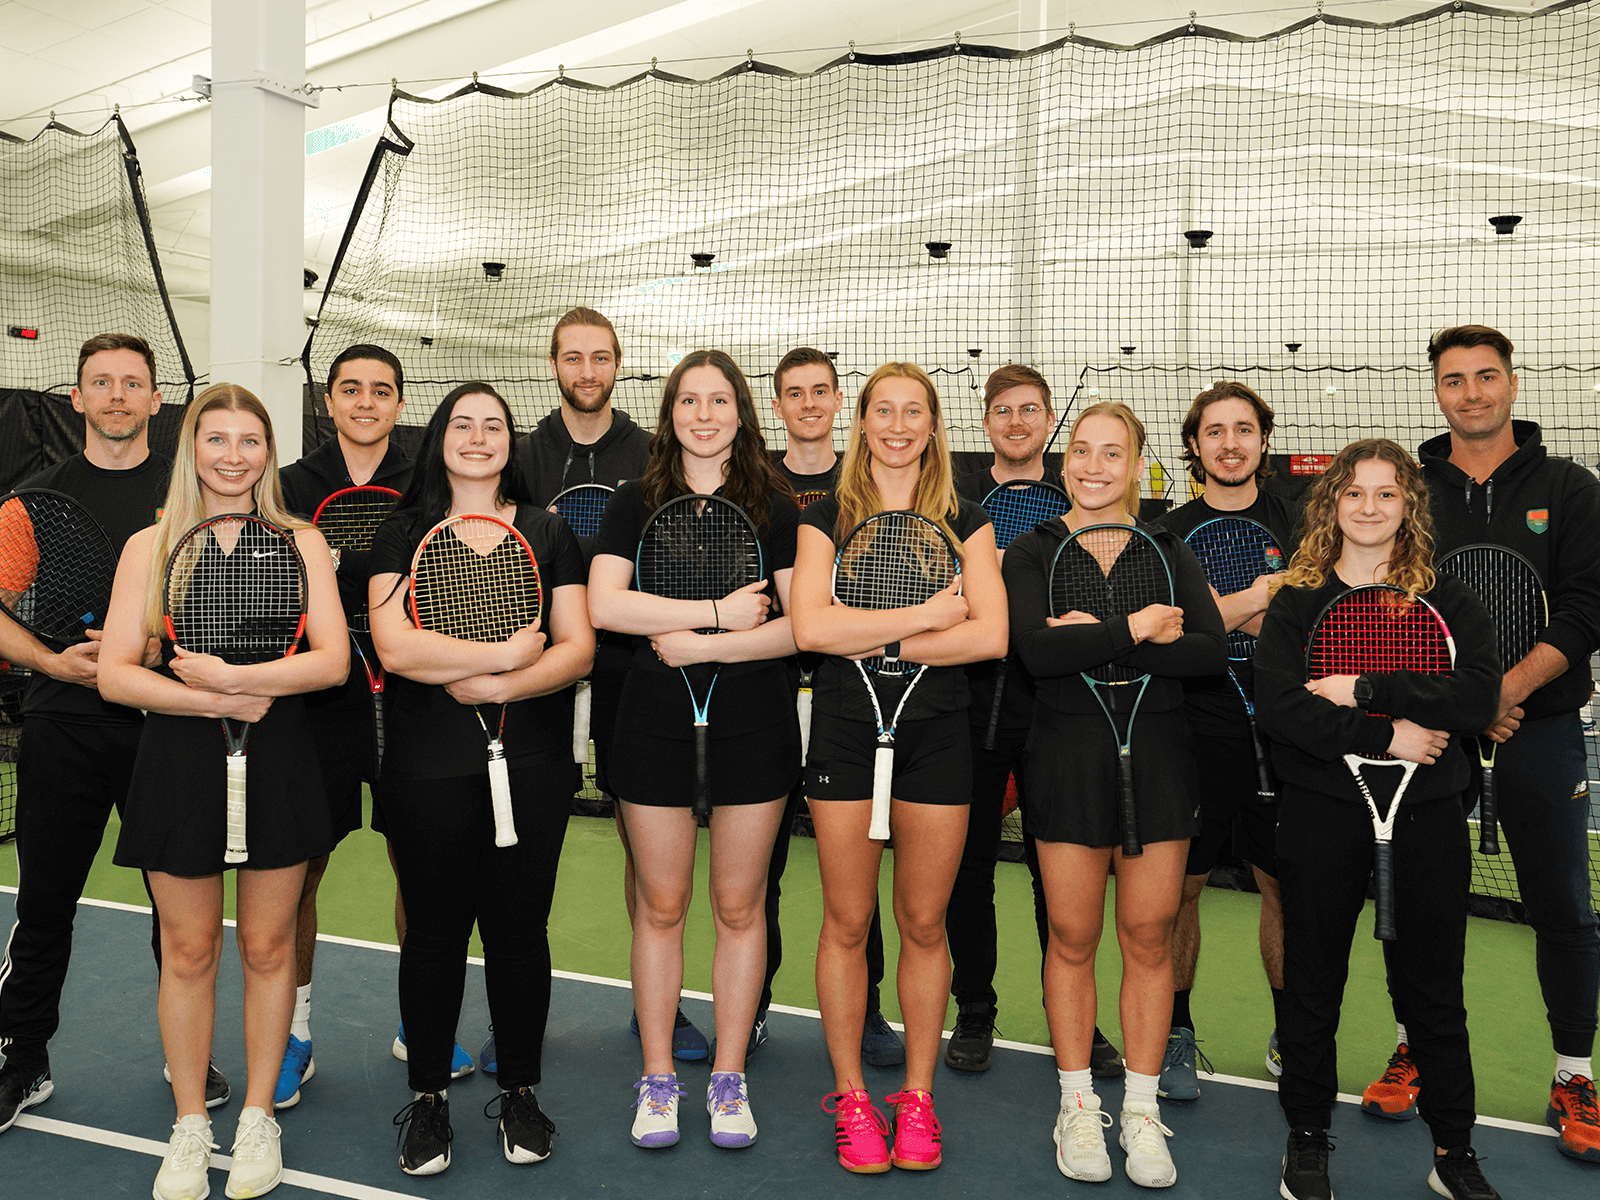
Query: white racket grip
572 679 592 764
223 753 248 864
869 745 893 840
487 740 518 847
797 686 813 764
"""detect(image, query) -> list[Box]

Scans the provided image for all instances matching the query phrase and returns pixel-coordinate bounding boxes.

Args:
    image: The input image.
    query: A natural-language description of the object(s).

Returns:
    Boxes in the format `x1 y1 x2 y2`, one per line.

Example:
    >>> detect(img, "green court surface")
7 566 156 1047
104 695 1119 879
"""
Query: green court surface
0 796 1561 1127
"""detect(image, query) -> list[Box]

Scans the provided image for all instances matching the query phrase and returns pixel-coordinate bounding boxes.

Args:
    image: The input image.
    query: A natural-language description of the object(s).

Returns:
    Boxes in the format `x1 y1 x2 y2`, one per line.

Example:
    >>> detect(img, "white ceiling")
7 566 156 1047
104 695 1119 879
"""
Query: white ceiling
0 0 1541 326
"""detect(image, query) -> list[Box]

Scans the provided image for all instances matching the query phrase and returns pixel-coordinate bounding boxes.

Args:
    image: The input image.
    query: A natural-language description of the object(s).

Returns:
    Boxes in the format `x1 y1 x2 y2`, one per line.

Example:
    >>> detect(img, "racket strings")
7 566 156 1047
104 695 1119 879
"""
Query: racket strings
0 493 117 639
984 484 1072 550
167 519 306 663
413 523 540 642
1437 548 1543 663
1185 521 1284 659
637 500 762 606
833 515 959 675
552 486 614 539
313 492 398 552
1051 530 1170 685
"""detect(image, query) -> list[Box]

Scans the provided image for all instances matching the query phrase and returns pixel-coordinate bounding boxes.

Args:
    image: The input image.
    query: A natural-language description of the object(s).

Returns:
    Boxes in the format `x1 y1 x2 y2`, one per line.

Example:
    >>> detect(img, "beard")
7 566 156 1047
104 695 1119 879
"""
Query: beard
560 377 615 414
86 411 150 443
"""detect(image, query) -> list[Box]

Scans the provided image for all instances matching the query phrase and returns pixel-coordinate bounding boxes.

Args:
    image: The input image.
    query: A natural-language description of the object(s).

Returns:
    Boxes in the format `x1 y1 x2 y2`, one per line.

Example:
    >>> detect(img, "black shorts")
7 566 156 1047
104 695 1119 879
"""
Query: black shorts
1185 731 1279 878
804 709 972 806
307 703 372 845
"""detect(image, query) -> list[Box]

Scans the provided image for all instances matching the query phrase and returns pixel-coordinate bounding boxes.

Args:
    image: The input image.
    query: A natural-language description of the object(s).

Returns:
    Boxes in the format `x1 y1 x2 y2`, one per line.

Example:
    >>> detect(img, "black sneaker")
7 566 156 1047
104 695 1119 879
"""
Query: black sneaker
0 1053 53 1134
943 1006 996 1073
1280 1126 1334 1200
1090 1027 1125 1079
485 1086 555 1164
393 1092 452 1175
1427 1146 1501 1200
163 1057 231 1109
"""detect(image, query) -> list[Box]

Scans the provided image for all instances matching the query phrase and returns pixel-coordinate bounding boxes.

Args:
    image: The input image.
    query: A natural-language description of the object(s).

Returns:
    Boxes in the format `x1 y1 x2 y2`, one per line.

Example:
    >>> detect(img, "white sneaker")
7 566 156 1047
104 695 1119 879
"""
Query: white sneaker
706 1072 757 1148
224 1107 282 1198
631 1074 684 1148
1119 1099 1177 1188
154 1114 217 1200
1054 1090 1113 1181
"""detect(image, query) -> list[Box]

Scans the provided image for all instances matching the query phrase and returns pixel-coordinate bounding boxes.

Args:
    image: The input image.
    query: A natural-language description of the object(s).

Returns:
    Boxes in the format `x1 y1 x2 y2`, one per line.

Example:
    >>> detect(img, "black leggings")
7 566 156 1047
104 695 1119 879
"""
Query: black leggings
385 763 573 1094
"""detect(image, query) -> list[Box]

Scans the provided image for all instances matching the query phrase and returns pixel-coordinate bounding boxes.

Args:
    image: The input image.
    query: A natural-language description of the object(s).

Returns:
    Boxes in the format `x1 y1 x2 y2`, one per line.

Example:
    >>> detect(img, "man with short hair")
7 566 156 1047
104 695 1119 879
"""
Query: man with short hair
276 343 414 1107
1362 325 1600 1165
0 334 205 1130
1154 381 1298 1099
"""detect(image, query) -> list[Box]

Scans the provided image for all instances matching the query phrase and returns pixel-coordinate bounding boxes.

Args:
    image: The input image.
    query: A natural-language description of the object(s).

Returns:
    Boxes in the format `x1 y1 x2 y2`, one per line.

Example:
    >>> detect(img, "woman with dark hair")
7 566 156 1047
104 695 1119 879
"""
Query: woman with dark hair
1253 438 1501 1200
588 349 800 1151
367 383 594 1176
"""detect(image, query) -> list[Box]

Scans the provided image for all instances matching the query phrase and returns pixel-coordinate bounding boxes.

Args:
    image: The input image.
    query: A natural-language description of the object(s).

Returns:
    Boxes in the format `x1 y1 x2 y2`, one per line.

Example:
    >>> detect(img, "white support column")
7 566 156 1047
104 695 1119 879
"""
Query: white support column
210 0 316 460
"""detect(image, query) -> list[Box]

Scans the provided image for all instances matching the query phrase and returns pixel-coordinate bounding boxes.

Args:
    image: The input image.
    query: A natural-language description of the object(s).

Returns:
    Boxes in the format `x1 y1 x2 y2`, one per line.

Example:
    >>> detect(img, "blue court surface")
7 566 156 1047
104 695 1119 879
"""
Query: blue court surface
1 890 1589 1199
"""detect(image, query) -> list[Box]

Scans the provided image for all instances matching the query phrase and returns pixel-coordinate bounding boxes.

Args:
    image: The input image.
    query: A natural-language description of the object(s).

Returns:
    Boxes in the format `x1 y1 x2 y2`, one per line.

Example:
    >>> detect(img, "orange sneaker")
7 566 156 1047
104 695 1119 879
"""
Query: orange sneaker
1547 1072 1600 1162
822 1090 889 1174
884 1089 942 1170
1361 1043 1420 1121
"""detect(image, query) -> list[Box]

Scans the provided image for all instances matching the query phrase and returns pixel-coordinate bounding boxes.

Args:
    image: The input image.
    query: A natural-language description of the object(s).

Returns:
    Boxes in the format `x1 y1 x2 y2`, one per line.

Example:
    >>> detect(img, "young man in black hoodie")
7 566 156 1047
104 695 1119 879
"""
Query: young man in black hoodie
1360 325 1600 1163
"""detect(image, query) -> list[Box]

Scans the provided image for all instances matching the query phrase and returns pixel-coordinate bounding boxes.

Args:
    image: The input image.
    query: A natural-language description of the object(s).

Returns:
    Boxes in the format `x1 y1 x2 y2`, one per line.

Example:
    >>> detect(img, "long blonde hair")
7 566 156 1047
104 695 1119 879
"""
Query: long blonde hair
1279 438 1435 603
833 362 960 551
143 384 307 632
1062 400 1146 520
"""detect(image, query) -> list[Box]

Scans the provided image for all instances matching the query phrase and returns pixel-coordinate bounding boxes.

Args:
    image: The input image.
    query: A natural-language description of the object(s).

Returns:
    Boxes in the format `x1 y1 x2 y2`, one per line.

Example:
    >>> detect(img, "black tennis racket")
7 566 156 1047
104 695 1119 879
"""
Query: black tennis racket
635 494 764 820
409 515 543 848
1305 585 1456 941
164 515 309 864
1436 543 1545 856
832 511 962 840
312 485 401 778
979 479 1073 749
550 483 617 761
1183 515 1285 802
0 489 119 649
1049 523 1174 857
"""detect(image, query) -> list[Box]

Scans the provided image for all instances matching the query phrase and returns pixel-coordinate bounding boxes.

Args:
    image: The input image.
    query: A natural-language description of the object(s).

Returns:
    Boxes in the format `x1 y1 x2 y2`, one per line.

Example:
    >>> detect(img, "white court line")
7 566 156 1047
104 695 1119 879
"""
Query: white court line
0 888 1562 1145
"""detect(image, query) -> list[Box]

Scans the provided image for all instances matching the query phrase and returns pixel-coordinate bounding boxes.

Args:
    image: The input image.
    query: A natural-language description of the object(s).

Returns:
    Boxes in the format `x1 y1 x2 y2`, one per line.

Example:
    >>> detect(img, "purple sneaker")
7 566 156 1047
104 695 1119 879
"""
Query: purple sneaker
631 1074 685 1148
707 1072 757 1148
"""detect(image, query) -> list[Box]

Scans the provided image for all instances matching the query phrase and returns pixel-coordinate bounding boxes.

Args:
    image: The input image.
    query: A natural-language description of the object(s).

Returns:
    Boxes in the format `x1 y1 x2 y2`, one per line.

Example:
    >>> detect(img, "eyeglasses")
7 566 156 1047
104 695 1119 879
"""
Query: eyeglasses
986 404 1048 422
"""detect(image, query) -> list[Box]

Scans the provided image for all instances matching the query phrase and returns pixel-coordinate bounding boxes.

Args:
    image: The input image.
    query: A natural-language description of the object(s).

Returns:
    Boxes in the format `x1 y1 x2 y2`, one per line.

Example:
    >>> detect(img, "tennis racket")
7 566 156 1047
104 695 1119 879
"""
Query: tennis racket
832 511 962 840
1049 523 1174 857
1435 543 1545 856
0 489 119 648
1305 585 1456 941
1183 515 1285 802
312 485 401 779
550 483 617 762
409 514 542 847
979 479 1073 749
635 494 764 820
164 515 309 864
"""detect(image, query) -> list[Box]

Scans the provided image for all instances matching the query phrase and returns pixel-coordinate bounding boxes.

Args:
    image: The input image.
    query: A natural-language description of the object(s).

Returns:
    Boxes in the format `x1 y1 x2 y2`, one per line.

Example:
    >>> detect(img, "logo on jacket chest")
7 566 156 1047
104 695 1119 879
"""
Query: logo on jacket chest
1526 508 1549 534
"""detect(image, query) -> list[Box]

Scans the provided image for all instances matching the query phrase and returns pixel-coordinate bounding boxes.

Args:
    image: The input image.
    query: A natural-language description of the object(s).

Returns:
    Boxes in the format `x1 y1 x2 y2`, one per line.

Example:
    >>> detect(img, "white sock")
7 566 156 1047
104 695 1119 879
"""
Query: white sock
1123 1069 1160 1110
1058 1067 1095 1109
1555 1053 1593 1082
291 984 311 1041
1396 1022 1408 1047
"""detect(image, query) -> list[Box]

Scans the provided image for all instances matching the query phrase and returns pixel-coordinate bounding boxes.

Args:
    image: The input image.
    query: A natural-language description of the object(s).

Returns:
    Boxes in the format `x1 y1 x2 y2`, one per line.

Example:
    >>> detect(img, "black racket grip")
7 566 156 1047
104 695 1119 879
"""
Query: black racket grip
1249 721 1276 804
1372 840 1397 941
1118 752 1142 858
1477 744 1500 855
691 723 711 820
982 657 1008 752
371 691 385 782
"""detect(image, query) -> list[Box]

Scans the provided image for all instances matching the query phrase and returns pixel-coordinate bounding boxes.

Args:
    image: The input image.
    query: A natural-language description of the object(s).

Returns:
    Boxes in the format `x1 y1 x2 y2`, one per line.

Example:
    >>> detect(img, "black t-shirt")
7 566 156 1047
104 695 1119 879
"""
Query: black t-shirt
592 481 800 680
1155 490 1303 737
368 505 586 778
18 452 171 725
799 494 992 721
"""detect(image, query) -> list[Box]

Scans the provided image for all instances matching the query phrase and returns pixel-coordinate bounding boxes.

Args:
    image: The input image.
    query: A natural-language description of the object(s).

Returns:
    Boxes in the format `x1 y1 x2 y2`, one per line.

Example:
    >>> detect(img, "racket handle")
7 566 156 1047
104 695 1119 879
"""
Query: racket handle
1117 752 1142 858
224 752 248 864
572 679 592 765
1372 839 1397 941
869 745 893 841
1249 720 1276 804
691 723 711 821
797 684 813 764
487 740 518 847
1477 742 1500 855
982 657 1008 752
371 688 386 782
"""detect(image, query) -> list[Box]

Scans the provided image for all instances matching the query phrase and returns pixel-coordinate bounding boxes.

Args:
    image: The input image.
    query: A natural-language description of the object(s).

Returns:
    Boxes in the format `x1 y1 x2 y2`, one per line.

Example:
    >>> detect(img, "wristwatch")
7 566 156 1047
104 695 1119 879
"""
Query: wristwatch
1353 674 1375 709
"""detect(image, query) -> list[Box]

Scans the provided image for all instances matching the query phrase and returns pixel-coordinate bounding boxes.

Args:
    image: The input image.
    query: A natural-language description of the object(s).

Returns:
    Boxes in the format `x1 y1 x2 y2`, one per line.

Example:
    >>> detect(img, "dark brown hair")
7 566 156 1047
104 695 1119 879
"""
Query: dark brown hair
982 364 1052 414
774 346 837 394
1428 325 1513 378
549 307 621 362
76 333 156 391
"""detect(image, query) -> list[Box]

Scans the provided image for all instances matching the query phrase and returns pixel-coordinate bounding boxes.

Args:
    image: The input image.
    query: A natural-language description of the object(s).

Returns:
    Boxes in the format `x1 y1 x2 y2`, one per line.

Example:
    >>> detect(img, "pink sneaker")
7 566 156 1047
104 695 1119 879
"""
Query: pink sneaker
821 1090 890 1173
885 1088 942 1170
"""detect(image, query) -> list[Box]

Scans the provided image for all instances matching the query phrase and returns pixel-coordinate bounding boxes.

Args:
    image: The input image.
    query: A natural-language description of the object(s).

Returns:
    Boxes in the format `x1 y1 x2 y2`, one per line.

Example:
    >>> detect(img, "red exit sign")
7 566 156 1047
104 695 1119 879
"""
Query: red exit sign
7 326 39 340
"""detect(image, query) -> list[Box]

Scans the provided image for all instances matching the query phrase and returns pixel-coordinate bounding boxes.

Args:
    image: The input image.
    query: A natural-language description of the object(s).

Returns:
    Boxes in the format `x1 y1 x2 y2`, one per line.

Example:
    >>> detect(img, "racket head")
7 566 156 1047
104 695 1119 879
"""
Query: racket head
634 494 764 622
310 486 402 552
408 514 543 642
1305 584 1456 761
549 483 616 539
1048 523 1174 683
980 479 1072 549
1435 542 1545 665
1183 515 1285 659
794 489 831 510
162 515 309 663
832 511 961 674
0 489 119 646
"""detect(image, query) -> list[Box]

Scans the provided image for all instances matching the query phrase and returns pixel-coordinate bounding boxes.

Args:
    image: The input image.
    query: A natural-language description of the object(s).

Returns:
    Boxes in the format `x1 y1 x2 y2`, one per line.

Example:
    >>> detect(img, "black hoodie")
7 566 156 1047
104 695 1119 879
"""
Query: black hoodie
1417 419 1600 719
514 407 651 507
